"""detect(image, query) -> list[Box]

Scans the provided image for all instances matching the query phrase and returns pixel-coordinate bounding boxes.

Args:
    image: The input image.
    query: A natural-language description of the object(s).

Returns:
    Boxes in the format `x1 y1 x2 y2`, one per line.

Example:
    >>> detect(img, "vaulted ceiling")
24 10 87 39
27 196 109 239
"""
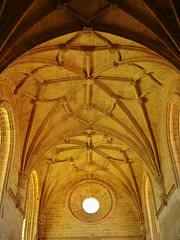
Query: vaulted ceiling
0 0 180 72
0 0 180 234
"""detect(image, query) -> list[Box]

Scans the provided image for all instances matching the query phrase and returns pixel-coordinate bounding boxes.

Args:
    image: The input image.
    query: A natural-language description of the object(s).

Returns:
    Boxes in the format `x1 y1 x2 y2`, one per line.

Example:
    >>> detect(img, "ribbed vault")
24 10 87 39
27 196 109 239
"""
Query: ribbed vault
0 0 180 72
0 0 180 239
1 28 179 231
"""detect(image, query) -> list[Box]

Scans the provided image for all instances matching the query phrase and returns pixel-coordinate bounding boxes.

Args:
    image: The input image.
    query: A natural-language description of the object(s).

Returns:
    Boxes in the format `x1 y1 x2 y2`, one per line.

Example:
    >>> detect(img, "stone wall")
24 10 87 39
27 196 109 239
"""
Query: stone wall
0 82 23 240
0 190 24 240
158 188 180 240
43 191 143 240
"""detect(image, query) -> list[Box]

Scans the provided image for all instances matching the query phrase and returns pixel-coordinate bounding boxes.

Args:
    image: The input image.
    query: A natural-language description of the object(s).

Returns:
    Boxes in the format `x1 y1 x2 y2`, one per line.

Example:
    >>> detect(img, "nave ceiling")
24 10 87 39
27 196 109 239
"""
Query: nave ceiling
1 29 180 221
0 0 180 236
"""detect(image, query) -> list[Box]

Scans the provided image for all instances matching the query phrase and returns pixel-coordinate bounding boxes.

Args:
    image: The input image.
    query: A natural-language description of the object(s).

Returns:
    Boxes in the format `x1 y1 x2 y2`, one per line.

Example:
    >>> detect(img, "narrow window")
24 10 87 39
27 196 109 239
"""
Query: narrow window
22 171 39 240
170 101 180 178
0 107 10 203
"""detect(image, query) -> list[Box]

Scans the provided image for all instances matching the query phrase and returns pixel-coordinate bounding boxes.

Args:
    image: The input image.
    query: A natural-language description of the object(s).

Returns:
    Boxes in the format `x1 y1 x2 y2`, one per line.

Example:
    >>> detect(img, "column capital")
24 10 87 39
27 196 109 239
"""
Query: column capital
37 214 45 240
16 171 28 208
154 172 167 205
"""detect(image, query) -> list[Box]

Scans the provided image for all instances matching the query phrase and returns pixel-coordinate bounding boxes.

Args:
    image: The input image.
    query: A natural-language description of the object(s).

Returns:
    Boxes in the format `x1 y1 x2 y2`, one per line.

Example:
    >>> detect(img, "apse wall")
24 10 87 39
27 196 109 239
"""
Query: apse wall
43 191 143 240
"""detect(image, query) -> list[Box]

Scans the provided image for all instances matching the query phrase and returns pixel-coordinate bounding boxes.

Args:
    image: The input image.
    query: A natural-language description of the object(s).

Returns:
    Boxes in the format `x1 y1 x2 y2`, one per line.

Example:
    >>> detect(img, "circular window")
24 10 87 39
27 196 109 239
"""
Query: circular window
82 198 100 213
68 180 115 223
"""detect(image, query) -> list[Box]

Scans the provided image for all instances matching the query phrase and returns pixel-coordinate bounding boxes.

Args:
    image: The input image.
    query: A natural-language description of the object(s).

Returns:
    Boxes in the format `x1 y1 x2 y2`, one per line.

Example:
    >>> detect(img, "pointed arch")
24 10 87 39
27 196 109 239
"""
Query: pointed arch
22 171 39 240
144 174 160 240
0 101 14 207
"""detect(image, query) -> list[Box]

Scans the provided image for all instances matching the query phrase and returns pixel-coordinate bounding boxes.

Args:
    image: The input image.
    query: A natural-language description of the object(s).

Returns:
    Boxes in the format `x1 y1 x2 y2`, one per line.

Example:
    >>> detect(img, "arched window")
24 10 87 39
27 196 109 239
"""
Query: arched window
170 100 180 179
0 106 10 204
22 171 39 240
145 175 160 240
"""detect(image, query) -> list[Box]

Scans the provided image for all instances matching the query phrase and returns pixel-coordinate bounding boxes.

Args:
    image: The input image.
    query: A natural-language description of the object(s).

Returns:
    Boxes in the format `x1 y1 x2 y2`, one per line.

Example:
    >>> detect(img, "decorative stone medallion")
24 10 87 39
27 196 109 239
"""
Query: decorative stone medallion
67 180 115 223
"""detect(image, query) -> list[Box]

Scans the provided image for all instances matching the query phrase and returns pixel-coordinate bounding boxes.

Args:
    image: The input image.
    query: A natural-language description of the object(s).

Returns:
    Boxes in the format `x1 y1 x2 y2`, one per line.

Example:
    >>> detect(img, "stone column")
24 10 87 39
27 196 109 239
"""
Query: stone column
37 214 44 240
154 172 167 206
16 171 28 209
138 211 147 238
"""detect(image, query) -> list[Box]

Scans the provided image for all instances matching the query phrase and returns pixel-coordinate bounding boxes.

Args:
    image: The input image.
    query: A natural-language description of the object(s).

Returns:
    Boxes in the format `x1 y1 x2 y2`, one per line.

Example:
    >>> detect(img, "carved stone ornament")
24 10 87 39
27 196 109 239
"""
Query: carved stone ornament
16 171 28 208
154 172 167 205
83 27 93 37
57 0 66 11
37 214 45 239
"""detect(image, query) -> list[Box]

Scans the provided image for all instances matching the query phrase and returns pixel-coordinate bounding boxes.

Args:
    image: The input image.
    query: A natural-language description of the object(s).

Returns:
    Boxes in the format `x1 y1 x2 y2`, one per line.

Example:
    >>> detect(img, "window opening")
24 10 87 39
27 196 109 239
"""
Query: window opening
82 197 100 213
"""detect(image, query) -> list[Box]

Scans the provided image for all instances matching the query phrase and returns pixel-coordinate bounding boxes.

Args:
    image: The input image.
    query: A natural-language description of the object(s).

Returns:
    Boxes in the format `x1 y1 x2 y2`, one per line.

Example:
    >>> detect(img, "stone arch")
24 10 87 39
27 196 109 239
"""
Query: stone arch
144 174 160 240
22 171 39 240
169 98 180 181
0 101 14 206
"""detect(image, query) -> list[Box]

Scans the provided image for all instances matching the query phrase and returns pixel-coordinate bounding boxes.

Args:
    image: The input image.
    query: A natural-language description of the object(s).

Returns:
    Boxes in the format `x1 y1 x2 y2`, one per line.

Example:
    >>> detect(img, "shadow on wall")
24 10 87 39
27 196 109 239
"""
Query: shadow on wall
160 198 180 240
